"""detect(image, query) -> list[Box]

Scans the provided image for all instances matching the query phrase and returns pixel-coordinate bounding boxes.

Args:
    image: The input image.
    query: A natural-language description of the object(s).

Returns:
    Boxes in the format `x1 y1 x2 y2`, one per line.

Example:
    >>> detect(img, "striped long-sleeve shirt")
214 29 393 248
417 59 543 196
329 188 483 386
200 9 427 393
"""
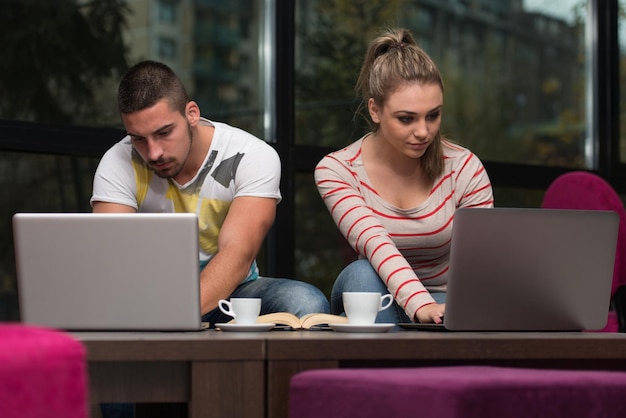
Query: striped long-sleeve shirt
315 136 494 319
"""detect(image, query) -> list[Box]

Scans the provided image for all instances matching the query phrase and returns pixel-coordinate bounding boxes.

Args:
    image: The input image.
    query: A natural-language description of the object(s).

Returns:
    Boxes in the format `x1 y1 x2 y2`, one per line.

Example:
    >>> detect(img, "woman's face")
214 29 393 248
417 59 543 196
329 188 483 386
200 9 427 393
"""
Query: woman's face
368 82 443 159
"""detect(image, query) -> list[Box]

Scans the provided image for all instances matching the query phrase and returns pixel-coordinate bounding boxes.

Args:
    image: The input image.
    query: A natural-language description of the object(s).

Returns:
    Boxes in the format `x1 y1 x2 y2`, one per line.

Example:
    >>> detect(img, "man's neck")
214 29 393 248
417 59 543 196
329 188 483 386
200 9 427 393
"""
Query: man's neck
173 124 214 185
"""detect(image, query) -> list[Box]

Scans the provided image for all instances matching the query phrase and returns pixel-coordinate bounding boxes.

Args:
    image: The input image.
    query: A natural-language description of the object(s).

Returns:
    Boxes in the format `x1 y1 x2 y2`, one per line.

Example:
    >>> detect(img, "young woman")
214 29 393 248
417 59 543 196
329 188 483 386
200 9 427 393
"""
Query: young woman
315 28 494 324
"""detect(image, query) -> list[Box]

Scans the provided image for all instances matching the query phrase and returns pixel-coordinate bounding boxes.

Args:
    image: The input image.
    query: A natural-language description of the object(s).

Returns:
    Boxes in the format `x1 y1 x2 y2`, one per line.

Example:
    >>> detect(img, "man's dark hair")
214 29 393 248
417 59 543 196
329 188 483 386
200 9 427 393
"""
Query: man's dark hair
117 60 189 115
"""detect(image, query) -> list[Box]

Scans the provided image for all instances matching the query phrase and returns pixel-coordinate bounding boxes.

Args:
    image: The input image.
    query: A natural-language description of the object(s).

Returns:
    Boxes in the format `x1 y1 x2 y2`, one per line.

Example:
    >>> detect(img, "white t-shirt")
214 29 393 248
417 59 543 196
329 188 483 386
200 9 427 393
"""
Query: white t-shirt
91 118 282 281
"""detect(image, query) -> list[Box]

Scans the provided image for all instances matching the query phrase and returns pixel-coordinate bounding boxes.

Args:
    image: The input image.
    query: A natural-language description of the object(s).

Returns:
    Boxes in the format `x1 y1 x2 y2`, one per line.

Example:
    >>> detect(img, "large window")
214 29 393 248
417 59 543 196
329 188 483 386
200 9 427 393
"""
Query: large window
0 0 269 320
292 0 590 292
0 0 622 319
294 1 589 167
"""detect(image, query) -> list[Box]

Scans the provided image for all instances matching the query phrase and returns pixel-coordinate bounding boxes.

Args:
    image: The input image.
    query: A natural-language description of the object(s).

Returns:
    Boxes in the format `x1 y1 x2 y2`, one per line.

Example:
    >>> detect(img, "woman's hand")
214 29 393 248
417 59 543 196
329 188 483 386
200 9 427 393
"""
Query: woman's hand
415 303 445 323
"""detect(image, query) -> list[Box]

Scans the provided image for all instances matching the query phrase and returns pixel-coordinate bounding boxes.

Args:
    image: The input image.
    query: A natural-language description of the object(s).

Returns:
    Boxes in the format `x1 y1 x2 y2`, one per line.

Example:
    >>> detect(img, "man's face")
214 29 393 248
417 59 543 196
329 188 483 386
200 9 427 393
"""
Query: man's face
122 99 193 180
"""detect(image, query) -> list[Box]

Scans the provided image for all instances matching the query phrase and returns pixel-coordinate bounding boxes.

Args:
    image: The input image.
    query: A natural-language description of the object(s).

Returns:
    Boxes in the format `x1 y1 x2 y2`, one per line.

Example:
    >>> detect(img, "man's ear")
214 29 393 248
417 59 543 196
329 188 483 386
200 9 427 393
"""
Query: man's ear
186 101 201 126
368 98 381 123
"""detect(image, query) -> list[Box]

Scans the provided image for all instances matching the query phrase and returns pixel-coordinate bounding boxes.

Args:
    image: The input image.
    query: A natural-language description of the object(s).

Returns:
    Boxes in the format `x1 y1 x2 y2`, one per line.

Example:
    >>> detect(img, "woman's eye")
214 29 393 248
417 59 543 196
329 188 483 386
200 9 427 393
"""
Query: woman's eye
427 112 441 121
398 116 413 124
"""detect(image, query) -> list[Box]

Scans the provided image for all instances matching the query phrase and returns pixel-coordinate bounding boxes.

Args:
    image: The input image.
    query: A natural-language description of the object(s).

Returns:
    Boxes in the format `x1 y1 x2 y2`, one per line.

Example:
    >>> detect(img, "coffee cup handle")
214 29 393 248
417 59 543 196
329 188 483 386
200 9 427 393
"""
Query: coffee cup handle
218 299 236 318
379 294 394 311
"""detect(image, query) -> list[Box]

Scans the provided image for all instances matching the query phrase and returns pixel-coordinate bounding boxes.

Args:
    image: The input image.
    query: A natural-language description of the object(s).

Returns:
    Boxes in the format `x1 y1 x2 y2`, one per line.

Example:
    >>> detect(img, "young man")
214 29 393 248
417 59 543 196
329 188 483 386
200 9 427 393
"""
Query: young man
91 60 329 325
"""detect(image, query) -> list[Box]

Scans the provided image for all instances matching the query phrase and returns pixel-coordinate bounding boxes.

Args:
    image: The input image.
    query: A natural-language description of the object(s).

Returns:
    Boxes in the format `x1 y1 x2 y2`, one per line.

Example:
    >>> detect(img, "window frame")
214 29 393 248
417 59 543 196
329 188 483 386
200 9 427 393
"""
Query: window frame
0 0 622 281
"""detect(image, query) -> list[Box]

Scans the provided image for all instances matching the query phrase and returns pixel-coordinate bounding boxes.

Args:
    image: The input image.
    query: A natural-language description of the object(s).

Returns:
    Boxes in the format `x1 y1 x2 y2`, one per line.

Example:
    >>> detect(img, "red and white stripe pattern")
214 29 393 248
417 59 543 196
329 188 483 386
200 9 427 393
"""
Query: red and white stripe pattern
315 138 494 319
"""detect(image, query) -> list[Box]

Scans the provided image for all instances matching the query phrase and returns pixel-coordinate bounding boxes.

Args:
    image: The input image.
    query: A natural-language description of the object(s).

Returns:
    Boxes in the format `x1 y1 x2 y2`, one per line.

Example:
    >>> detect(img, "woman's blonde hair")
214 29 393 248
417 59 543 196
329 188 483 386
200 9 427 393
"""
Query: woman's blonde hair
355 28 445 180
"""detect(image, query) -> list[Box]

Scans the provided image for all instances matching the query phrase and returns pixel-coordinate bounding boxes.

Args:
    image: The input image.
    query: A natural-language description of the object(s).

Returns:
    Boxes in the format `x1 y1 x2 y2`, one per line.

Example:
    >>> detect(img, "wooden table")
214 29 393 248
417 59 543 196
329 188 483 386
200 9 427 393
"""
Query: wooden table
74 329 626 418
74 331 266 418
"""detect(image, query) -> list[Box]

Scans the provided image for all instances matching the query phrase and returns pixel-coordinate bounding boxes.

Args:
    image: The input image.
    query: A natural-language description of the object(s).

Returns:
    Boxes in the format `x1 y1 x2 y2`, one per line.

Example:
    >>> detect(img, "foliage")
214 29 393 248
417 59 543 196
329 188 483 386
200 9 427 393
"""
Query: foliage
0 0 130 319
0 0 129 125
295 0 402 147
294 0 401 291
292 0 589 290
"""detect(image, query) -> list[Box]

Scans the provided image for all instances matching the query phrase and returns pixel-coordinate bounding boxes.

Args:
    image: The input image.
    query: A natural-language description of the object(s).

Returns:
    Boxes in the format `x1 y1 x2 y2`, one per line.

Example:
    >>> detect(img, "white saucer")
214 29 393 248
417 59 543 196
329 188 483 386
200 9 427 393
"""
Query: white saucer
329 323 394 333
216 323 276 332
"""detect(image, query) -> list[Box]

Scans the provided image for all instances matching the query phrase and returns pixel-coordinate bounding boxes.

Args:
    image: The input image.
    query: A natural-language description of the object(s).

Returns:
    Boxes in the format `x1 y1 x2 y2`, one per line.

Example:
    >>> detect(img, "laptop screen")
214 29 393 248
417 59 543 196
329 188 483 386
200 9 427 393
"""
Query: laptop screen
13 213 203 331
442 208 618 331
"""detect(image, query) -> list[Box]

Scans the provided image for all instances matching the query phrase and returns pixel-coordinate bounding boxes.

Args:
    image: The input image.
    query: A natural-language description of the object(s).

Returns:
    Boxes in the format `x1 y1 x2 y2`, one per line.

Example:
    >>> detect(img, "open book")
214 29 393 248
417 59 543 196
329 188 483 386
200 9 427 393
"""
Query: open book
234 312 348 330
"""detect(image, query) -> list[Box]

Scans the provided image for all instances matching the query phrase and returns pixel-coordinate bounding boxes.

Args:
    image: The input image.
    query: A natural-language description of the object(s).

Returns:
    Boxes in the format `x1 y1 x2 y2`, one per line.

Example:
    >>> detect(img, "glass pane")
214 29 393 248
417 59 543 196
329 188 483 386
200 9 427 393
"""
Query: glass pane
0 0 267 138
295 0 589 169
295 173 357 296
0 1 267 320
0 1 127 126
493 187 545 208
0 152 101 320
192 0 267 137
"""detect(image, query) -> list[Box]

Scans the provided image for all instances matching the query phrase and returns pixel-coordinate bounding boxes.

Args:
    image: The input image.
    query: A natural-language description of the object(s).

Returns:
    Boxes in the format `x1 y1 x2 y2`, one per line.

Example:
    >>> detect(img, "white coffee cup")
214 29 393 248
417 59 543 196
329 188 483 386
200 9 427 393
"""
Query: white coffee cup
342 292 394 325
218 298 261 325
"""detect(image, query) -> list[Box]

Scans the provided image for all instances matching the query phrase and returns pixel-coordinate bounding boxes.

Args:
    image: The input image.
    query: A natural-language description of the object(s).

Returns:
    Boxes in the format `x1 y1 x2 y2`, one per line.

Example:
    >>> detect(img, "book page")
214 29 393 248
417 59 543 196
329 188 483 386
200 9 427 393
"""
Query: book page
256 312 301 328
300 313 348 329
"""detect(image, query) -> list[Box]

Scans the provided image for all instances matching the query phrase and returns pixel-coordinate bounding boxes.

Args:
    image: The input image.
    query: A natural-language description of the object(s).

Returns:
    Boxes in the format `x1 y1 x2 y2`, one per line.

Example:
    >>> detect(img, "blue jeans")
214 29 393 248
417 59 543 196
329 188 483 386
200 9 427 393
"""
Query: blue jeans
202 276 330 326
331 259 446 324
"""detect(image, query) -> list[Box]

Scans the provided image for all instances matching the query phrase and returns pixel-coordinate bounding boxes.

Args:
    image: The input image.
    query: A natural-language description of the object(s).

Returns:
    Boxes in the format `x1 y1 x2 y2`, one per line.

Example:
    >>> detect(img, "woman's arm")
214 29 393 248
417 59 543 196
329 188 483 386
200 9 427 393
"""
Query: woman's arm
315 154 438 320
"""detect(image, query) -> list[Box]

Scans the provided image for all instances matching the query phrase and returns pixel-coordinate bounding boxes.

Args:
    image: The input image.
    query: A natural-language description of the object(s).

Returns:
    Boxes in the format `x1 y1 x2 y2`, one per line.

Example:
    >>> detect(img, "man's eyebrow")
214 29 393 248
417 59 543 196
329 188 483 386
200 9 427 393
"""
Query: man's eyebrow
127 123 175 138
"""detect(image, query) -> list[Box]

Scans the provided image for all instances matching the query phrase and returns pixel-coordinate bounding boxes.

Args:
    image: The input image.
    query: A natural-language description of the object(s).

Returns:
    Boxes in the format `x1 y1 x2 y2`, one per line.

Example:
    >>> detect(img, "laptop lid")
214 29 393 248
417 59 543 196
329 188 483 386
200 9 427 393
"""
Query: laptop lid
13 213 204 331
440 207 618 331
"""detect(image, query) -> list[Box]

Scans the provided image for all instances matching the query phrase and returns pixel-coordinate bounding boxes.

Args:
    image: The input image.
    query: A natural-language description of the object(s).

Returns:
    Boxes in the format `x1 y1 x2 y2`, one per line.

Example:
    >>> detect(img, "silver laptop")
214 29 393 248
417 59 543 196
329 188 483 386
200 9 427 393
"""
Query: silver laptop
13 213 206 331
400 207 619 331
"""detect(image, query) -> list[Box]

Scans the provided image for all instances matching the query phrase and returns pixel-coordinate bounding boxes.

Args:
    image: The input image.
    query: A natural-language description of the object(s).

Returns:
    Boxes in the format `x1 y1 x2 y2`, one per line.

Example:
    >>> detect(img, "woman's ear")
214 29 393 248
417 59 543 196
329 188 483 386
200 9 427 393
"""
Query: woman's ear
185 101 201 126
368 98 381 124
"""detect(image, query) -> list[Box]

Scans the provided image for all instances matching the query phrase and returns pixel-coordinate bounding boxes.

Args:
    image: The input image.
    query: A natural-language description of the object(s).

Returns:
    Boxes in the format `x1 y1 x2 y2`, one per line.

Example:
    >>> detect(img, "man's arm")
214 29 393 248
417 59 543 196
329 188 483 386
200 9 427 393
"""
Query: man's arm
199 195 276 315
92 201 136 213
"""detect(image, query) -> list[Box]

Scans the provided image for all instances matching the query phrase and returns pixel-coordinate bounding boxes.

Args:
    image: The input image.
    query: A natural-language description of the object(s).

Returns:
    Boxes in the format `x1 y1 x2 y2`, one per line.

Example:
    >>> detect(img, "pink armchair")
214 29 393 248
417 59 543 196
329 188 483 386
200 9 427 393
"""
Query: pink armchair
289 366 626 418
0 323 88 418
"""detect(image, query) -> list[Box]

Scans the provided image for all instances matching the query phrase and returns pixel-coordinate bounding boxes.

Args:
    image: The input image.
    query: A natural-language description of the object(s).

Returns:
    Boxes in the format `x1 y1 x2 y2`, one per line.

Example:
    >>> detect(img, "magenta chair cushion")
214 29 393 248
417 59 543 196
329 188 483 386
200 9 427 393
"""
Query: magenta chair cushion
0 323 88 418
289 366 626 418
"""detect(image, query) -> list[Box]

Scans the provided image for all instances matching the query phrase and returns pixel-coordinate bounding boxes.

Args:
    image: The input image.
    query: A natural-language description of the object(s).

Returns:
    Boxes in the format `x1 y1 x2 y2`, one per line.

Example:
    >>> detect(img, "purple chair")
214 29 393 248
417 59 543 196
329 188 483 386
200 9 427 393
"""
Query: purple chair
289 366 626 418
0 323 88 418
541 171 626 332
